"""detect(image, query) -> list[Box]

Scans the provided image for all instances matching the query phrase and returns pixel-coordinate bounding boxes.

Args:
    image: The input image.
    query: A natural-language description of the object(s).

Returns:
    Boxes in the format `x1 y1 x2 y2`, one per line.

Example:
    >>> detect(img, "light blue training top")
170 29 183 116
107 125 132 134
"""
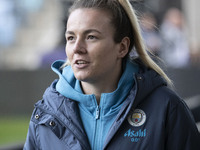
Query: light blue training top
52 59 138 150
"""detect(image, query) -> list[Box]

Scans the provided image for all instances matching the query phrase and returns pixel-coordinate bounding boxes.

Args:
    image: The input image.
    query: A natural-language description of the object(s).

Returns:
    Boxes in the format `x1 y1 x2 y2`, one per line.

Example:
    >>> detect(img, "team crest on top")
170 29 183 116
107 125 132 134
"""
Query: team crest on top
128 109 146 127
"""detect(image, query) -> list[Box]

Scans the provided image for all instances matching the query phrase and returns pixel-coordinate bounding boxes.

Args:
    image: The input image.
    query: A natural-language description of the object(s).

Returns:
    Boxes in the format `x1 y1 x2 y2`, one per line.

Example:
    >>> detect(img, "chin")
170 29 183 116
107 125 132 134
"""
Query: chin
73 69 95 82
75 75 96 84
74 73 88 81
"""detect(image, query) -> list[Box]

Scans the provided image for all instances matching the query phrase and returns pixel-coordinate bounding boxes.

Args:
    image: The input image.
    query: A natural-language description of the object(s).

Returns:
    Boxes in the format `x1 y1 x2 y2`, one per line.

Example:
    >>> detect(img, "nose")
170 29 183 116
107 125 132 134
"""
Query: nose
73 38 87 54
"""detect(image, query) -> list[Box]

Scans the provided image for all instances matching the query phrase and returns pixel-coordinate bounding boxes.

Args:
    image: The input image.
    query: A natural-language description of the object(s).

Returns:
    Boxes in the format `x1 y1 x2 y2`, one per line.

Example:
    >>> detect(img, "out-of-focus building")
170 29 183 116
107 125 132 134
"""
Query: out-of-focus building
182 0 200 65
0 0 199 70
0 0 64 70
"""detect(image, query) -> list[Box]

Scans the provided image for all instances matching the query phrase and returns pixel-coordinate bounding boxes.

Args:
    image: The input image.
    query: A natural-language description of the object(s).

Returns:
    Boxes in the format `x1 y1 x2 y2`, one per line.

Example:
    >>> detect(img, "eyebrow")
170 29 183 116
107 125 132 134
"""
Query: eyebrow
65 29 102 36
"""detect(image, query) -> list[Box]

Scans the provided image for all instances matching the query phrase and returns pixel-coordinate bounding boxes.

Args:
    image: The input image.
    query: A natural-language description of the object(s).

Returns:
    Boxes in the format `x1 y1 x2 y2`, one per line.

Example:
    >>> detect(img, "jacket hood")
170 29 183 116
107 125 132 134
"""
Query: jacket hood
51 59 141 149
132 59 167 107
51 59 139 110
51 60 86 102
50 59 167 108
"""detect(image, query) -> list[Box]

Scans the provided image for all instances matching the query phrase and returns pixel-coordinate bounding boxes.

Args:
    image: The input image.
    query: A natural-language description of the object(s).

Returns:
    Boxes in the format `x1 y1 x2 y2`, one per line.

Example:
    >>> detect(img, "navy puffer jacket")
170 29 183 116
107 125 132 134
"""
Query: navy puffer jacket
24 63 200 150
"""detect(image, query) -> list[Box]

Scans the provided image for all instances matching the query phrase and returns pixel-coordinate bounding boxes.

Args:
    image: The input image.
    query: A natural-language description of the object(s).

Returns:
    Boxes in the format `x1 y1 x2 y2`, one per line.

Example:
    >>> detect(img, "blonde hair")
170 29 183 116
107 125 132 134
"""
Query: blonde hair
63 0 172 85
119 0 172 85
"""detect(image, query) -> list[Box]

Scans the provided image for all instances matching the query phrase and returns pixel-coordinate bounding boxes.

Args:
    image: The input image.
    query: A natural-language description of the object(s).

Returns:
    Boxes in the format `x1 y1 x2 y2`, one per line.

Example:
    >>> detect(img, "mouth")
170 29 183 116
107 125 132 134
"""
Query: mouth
76 60 88 65
74 60 89 68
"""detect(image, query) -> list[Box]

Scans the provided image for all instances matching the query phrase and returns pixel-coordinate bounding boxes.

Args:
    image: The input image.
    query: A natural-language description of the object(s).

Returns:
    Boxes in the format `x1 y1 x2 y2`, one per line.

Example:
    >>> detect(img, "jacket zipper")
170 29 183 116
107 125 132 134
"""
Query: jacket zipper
93 105 101 150
95 106 100 120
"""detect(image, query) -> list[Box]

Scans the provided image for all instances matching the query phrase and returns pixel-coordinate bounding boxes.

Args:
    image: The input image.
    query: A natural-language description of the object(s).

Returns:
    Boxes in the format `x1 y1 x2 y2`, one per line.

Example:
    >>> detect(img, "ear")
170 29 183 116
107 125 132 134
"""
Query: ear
117 37 130 58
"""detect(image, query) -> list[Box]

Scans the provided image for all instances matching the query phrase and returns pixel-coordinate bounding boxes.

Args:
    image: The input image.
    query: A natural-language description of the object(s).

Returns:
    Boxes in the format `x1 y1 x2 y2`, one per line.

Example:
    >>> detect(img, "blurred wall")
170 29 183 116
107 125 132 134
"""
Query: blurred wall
0 67 200 116
167 67 200 98
0 69 57 116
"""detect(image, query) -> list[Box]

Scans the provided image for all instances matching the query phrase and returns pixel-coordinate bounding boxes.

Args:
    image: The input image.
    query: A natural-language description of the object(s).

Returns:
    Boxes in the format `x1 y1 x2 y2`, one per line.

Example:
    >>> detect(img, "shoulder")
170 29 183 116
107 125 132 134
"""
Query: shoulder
148 86 196 125
139 85 199 132
149 85 187 111
154 86 185 106
38 80 67 110
137 84 191 121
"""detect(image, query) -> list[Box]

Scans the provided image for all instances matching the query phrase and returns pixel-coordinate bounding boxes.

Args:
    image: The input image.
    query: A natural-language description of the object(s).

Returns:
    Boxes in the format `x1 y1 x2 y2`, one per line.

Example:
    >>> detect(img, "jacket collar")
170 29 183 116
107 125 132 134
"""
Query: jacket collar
35 59 167 150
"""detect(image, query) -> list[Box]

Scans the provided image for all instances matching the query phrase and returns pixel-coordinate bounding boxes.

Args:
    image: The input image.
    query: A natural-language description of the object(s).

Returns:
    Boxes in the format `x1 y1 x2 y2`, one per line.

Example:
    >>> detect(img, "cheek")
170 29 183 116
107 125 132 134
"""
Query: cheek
99 44 118 59
65 46 72 60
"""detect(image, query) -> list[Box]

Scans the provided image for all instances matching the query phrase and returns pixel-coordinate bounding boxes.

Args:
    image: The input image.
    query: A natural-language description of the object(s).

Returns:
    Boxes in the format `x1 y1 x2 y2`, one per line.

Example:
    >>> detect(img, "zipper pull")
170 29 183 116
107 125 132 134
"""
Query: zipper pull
95 106 100 120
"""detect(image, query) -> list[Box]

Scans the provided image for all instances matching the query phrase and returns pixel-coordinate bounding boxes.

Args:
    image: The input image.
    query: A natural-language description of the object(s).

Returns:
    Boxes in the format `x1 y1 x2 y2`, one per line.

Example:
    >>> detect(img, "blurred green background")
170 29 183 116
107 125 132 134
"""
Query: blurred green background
0 116 29 146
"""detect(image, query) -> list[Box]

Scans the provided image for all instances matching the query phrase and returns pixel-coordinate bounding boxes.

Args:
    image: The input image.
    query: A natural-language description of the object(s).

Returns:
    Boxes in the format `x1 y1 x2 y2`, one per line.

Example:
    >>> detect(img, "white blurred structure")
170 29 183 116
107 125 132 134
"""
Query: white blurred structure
0 0 16 47
0 0 63 70
182 0 200 63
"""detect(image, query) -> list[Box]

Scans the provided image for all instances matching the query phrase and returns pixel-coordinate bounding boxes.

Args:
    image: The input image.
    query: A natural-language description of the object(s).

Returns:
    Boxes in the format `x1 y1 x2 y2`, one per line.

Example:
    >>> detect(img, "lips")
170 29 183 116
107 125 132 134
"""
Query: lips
74 59 89 69
76 60 88 65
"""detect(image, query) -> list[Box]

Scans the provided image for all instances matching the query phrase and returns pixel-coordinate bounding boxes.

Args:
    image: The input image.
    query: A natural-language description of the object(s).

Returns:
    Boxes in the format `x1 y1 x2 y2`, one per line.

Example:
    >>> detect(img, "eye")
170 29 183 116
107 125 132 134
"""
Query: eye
66 36 75 42
87 35 96 40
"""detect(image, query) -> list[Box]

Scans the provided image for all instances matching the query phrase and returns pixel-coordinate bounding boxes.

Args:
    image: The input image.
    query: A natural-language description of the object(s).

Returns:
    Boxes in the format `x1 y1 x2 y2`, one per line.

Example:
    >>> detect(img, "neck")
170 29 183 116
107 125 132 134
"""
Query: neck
81 63 123 104
81 81 118 104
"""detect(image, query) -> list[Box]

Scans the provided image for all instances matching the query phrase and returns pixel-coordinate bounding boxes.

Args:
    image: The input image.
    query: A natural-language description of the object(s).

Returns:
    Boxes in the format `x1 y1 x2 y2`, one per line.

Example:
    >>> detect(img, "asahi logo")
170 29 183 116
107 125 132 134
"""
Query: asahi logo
124 129 146 142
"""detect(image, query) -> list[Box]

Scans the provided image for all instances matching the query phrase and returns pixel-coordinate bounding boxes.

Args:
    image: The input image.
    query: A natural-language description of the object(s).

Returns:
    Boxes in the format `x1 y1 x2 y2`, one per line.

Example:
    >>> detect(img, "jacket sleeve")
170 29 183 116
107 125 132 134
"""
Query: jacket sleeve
166 99 200 150
23 121 39 150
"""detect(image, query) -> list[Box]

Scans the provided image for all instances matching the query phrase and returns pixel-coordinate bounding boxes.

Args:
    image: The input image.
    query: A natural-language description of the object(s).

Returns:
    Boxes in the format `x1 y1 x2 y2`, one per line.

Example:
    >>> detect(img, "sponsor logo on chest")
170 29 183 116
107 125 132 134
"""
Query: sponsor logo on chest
124 129 146 142
128 109 146 127
125 109 147 143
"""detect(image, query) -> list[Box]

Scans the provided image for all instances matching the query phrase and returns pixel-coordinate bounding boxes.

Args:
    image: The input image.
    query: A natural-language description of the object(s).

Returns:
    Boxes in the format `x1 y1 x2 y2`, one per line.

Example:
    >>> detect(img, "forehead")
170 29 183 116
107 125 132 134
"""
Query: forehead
67 8 114 32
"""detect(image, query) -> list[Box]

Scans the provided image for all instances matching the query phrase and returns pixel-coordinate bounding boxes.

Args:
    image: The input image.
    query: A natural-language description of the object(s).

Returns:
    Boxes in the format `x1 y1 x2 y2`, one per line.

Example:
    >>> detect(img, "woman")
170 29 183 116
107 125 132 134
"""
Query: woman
24 0 200 150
